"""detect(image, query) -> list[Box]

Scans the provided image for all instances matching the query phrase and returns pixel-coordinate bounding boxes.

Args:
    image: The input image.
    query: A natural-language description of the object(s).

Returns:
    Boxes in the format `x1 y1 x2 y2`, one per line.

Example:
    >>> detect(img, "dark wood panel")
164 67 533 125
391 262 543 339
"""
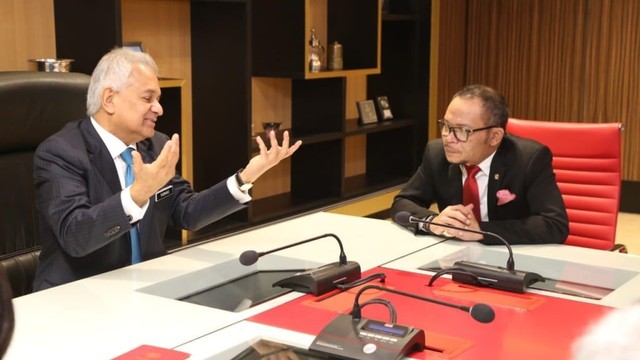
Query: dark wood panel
291 140 343 198
292 78 345 134
621 181 640 213
54 0 122 75
191 1 250 191
328 0 379 70
251 0 305 77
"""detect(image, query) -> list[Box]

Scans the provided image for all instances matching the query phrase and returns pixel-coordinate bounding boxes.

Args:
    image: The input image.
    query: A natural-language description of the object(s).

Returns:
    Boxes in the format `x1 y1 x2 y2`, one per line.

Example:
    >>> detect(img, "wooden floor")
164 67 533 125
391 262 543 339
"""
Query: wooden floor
327 188 640 255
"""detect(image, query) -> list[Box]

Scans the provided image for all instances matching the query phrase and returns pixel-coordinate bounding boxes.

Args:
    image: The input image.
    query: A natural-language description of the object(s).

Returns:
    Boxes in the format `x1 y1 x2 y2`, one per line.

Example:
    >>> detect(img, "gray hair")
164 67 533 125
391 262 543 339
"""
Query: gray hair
86 48 159 116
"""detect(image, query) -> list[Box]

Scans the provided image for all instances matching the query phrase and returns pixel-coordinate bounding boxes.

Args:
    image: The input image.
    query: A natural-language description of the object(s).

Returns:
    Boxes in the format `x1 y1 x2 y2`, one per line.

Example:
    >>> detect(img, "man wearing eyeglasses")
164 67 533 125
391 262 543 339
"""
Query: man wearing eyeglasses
391 84 569 245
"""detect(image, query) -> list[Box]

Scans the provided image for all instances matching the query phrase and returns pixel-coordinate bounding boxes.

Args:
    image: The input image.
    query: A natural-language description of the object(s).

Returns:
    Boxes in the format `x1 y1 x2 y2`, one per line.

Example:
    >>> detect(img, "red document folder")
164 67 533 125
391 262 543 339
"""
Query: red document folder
112 345 190 360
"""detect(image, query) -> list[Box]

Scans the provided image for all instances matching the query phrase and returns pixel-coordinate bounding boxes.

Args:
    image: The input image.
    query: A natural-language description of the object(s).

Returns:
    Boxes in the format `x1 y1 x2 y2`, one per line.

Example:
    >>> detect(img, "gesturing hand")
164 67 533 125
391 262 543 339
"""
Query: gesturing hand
129 134 180 206
239 130 302 183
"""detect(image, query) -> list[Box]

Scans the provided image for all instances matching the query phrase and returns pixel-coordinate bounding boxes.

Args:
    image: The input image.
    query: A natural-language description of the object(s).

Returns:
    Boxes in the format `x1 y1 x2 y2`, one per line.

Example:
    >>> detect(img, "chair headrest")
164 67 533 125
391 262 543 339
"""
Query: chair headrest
0 71 90 154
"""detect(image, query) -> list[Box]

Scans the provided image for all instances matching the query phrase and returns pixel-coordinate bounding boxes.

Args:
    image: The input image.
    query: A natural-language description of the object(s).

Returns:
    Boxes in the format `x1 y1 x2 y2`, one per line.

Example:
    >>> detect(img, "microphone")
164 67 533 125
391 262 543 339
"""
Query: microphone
395 211 544 293
395 211 515 270
309 284 494 359
238 233 361 296
351 284 495 324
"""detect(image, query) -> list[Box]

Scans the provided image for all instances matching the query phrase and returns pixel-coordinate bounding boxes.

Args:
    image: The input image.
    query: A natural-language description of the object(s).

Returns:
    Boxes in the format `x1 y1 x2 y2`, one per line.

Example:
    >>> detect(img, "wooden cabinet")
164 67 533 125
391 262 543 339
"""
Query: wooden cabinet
52 0 430 245
369 0 431 176
189 0 430 241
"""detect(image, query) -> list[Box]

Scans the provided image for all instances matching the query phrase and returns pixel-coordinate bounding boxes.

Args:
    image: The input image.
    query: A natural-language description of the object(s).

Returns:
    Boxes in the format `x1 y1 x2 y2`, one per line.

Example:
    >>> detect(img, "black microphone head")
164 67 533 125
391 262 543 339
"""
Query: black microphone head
239 250 260 266
395 211 412 225
469 303 495 323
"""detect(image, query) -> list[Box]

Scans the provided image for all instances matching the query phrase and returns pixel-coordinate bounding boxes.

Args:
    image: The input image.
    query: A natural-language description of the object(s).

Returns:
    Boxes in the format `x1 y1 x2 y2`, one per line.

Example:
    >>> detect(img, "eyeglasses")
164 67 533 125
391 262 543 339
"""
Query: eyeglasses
437 119 498 142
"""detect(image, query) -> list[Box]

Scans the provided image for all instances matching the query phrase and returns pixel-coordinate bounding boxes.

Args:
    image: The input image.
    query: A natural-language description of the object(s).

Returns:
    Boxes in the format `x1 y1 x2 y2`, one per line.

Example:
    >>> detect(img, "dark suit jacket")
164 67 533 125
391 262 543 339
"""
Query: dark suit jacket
32 118 246 291
391 134 569 245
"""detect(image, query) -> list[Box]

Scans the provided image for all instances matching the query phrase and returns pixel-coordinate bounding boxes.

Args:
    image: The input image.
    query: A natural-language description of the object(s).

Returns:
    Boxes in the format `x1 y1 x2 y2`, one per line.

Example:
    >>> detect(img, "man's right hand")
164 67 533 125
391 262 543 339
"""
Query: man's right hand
430 204 483 241
129 134 180 206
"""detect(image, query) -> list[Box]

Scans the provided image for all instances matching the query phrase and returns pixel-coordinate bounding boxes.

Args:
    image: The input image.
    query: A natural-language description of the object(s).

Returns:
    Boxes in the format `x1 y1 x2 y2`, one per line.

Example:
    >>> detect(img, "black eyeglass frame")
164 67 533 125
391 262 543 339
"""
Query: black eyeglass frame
437 119 499 142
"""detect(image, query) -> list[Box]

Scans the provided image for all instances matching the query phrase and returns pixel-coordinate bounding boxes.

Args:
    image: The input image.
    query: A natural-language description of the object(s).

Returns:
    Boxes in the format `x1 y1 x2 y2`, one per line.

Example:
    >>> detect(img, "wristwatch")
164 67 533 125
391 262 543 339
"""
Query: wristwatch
235 168 253 192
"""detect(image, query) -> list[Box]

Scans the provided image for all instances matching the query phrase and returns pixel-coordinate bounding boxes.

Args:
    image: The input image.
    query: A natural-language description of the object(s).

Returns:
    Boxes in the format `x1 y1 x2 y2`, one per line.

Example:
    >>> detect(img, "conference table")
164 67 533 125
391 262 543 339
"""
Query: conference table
5 212 640 359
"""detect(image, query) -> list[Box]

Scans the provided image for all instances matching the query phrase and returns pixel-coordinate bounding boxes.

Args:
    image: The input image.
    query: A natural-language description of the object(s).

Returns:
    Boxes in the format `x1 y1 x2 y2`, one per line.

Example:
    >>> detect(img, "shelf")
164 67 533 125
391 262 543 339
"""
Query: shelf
189 0 427 245
344 174 409 198
344 118 414 136
250 129 344 153
251 0 380 78
158 77 185 88
250 192 341 223
303 68 380 79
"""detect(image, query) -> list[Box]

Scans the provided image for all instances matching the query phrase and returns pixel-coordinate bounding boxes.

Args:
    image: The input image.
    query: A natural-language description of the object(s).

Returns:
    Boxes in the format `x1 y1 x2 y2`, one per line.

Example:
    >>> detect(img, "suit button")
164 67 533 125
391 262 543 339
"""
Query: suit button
127 215 133 222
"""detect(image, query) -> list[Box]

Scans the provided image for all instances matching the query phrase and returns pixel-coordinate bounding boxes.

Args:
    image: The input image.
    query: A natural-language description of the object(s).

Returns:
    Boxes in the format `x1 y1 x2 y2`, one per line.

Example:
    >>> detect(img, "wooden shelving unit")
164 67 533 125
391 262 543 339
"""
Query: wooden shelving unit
52 0 430 247
189 0 429 242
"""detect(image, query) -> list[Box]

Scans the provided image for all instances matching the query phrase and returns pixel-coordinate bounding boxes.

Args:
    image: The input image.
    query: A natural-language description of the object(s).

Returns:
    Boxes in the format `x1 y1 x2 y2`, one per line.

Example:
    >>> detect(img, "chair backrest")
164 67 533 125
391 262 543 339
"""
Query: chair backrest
506 118 622 250
0 71 90 296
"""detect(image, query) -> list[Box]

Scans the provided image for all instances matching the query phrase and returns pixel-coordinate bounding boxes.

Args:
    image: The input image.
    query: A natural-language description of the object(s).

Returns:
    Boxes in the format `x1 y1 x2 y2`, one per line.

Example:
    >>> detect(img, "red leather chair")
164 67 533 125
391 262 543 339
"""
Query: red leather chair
506 118 624 251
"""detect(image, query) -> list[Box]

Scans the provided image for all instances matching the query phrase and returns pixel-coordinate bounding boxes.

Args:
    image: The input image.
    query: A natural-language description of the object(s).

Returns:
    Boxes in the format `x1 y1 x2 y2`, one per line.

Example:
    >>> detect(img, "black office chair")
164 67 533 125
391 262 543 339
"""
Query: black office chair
0 264 14 357
0 71 90 297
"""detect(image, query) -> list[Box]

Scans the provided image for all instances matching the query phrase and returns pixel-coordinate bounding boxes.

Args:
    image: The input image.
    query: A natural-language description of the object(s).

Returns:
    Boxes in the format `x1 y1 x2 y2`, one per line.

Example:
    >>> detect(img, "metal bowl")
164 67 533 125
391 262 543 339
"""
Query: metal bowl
261 122 282 131
29 58 74 72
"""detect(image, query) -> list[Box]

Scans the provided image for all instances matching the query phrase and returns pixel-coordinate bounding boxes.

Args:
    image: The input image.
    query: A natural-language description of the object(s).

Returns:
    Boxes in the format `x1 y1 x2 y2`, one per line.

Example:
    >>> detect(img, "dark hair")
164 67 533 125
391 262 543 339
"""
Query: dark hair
453 84 509 128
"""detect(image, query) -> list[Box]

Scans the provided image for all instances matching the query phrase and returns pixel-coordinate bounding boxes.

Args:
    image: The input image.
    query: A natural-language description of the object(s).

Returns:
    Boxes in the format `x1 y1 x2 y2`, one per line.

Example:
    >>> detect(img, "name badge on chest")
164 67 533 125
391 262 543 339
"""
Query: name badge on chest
155 185 173 202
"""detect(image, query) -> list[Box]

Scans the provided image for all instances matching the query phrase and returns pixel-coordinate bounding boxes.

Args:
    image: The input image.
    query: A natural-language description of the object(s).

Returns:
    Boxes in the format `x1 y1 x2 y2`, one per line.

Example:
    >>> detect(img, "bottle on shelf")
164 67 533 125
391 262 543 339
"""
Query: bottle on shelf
328 41 343 71
308 28 325 73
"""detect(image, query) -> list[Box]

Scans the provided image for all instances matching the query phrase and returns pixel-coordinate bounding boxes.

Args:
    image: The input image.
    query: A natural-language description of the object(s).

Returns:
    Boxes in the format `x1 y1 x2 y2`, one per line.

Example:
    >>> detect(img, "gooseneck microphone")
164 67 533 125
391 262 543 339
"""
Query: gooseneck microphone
395 211 544 293
239 233 361 296
309 283 495 359
395 211 515 270
351 284 495 324
239 233 347 266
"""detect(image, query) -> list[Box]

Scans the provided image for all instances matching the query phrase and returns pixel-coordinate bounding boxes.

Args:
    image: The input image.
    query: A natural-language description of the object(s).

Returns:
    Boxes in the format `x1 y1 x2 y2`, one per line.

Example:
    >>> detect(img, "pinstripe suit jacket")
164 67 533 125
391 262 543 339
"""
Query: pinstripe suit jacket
391 134 569 245
32 118 245 291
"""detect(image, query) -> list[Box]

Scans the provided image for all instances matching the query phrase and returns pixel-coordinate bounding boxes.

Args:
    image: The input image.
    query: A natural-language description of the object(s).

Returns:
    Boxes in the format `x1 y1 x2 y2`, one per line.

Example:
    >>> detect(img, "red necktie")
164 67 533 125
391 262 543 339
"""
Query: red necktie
463 165 481 221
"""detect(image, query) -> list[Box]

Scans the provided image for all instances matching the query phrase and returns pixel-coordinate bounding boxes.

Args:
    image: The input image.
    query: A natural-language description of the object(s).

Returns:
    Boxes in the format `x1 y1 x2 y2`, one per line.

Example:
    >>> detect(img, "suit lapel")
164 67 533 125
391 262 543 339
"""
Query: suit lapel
448 164 463 204
79 119 121 195
488 141 509 216
135 138 155 164
132 138 157 254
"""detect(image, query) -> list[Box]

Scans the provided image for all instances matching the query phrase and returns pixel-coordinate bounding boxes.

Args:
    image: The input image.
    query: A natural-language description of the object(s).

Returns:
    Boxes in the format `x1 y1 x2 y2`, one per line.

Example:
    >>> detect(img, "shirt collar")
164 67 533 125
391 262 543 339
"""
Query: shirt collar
460 150 496 176
90 117 135 159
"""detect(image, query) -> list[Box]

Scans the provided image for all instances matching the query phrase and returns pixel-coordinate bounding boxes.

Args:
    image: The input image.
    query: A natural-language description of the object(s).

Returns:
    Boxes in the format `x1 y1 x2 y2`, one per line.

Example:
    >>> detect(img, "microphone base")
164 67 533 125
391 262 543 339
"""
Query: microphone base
310 314 425 360
452 261 545 293
272 261 361 296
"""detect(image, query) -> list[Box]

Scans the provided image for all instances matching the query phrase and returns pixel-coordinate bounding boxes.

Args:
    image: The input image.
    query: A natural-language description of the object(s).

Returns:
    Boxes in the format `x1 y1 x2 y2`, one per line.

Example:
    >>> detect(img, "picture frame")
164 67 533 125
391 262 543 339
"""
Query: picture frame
357 100 379 125
375 96 394 120
123 41 144 53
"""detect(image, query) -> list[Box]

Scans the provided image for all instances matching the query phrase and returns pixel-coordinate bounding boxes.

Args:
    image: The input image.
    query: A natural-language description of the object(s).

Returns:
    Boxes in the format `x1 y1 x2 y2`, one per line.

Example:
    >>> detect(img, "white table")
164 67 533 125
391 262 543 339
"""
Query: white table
6 212 640 359
5 212 436 359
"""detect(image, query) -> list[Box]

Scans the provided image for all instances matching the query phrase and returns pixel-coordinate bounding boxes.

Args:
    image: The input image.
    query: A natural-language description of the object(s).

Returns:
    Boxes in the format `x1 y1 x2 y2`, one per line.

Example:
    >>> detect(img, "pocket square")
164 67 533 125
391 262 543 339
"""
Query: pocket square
496 189 516 206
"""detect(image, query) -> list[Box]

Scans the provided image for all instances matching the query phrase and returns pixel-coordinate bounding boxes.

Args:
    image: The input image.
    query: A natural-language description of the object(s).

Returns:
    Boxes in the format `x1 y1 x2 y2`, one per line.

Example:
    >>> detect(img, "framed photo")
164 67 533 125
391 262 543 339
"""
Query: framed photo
375 96 393 120
123 41 144 52
357 100 379 125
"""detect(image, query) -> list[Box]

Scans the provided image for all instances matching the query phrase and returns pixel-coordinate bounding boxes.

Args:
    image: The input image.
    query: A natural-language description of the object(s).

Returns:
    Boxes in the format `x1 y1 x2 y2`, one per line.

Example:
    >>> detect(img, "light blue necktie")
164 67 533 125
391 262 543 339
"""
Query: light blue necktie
121 148 142 264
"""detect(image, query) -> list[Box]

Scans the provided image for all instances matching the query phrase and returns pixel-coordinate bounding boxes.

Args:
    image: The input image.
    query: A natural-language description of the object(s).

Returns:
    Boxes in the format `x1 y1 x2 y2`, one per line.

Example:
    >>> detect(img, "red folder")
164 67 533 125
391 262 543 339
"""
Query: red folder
112 345 190 360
